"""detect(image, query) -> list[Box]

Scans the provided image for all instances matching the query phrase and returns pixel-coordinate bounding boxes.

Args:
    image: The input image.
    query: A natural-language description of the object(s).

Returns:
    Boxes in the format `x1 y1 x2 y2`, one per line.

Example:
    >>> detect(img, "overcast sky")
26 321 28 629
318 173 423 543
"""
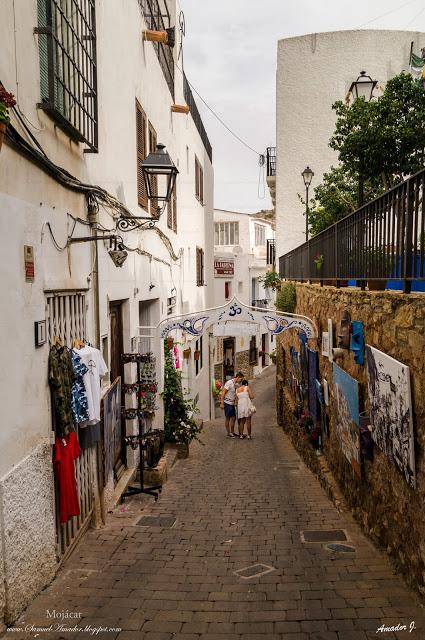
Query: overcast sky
180 0 425 213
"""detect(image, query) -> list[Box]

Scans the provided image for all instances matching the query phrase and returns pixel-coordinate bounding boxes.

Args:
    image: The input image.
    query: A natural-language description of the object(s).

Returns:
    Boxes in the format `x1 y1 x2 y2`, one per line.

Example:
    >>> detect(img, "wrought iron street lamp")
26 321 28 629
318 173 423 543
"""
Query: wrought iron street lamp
142 143 178 203
302 166 314 241
349 71 377 207
117 143 178 231
349 70 377 102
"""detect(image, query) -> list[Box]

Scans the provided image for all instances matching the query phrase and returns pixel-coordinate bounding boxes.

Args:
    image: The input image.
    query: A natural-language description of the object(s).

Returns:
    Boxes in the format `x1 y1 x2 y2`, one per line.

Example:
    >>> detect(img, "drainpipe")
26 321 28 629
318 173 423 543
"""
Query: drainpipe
87 201 101 349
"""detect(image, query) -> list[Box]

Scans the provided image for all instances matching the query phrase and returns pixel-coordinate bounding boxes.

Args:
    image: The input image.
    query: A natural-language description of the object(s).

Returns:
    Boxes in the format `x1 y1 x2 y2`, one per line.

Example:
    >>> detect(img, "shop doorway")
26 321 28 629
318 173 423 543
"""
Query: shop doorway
223 337 235 381
109 301 126 479
262 333 266 367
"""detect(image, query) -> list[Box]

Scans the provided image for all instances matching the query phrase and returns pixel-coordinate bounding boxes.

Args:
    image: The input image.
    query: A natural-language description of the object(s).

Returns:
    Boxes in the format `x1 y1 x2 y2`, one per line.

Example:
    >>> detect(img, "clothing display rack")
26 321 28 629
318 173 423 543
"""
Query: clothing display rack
121 353 162 502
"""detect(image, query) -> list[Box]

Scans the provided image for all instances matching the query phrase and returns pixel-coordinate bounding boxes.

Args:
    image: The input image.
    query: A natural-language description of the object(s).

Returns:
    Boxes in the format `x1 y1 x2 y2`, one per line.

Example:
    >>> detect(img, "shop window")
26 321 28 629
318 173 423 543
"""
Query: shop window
249 335 258 365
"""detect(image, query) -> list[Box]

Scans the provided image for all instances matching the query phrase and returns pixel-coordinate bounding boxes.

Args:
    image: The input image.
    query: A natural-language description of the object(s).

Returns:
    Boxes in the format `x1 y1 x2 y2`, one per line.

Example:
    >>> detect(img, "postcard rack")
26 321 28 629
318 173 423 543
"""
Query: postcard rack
121 353 162 502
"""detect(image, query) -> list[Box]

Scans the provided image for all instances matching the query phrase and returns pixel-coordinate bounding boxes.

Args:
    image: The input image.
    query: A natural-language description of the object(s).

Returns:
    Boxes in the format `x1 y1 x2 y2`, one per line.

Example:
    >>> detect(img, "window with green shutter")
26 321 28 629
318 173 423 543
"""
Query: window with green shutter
35 0 98 152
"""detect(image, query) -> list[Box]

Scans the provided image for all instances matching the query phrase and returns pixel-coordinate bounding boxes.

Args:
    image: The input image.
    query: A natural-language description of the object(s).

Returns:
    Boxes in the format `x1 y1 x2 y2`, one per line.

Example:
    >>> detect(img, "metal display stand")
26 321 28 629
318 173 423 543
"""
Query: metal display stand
121 353 162 502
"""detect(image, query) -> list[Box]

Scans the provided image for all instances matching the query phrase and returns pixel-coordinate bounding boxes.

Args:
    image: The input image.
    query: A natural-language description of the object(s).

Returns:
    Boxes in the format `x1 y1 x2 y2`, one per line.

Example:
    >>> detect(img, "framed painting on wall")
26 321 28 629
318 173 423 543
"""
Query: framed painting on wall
365 345 415 488
321 331 329 358
332 363 361 478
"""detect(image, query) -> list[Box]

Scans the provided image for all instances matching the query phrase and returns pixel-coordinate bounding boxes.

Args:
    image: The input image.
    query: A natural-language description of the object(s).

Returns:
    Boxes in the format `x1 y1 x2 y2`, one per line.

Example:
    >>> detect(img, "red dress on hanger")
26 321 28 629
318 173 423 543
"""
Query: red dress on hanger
54 432 81 523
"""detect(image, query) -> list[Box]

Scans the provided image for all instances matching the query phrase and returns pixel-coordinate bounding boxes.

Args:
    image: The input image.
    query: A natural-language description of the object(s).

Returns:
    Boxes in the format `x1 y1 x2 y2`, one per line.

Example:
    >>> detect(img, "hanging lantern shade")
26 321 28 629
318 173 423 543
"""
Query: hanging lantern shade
141 143 179 204
144 29 168 43
349 71 377 102
301 166 314 187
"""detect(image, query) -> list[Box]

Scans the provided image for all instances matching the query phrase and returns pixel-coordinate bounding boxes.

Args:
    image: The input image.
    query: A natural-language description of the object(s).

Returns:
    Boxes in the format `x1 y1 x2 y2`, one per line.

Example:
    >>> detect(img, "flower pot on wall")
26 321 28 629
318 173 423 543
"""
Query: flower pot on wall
167 337 174 349
0 122 7 151
183 348 191 359
194 350 201 361
368 280 386 291
176 442 189 459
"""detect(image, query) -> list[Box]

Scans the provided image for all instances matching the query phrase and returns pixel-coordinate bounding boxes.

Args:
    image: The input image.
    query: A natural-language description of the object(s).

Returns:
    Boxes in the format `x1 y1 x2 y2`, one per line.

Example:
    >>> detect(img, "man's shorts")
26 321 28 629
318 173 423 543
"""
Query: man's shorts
224 402 236 418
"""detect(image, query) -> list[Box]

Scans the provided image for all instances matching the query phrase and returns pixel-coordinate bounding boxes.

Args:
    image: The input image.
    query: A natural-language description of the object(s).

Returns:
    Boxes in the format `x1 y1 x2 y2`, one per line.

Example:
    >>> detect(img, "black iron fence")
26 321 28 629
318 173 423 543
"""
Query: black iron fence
279 168 425 293
267 239 276 266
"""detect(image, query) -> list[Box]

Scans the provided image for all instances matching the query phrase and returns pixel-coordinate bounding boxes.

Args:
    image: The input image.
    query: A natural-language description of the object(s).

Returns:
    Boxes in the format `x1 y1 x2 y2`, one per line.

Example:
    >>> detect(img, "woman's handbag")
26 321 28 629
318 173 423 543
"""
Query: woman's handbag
248 403 257 416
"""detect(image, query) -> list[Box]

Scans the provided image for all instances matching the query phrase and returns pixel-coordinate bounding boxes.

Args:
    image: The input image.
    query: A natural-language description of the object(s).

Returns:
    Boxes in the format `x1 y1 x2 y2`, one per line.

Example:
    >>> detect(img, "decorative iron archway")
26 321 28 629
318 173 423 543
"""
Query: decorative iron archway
138 297 317 411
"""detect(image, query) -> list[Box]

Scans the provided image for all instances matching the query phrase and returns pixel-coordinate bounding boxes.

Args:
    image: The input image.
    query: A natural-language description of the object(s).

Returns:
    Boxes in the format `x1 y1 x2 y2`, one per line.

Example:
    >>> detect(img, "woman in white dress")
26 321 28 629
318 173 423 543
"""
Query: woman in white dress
235 379 255 439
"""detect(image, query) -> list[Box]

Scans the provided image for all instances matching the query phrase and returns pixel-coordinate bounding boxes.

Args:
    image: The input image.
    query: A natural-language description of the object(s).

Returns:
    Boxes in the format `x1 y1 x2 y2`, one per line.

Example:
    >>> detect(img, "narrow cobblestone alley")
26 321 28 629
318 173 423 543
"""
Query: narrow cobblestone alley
5 366 424 640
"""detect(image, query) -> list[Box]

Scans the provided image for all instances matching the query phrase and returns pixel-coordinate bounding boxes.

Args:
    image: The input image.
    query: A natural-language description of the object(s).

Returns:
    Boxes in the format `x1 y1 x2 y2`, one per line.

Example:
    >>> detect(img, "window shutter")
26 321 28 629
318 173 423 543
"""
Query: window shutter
149 123 159 217
136 101 147 210
196 248 200 285
172 182 177 232
195 157 199 199
200 166 204 204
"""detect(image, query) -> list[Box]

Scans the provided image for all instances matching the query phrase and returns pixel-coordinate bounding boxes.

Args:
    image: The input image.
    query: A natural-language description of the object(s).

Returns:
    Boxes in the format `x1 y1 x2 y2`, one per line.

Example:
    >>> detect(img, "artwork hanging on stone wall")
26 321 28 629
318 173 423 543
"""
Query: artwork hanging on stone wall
321 332 330 357
308 349 319 419
332 363 361 478
365 345 415 488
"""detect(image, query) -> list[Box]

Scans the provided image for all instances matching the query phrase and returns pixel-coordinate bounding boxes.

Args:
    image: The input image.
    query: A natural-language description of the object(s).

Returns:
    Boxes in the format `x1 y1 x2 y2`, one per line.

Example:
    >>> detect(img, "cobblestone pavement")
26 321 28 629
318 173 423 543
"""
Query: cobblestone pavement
5 366 424 640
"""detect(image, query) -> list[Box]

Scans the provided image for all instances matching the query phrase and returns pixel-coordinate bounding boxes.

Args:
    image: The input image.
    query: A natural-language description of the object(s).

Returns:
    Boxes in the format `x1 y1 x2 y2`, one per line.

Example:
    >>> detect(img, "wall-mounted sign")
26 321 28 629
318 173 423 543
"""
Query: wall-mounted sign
214 259 234 277
34 320 47 347
24 245 35 282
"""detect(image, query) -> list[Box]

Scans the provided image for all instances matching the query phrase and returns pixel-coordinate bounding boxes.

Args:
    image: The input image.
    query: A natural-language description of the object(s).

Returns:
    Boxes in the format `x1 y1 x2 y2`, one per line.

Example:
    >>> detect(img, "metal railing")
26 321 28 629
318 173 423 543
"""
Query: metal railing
183 74 213 162
267 239 276 266
252 299 269 308
279 168 425 293
266 147 276 177
35 0 98 152
139 0 175 99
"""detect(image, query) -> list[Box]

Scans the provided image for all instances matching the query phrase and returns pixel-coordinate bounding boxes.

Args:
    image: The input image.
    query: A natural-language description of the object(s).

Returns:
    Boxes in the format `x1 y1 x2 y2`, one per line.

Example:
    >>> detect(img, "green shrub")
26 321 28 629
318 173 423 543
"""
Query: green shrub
276 282 296 313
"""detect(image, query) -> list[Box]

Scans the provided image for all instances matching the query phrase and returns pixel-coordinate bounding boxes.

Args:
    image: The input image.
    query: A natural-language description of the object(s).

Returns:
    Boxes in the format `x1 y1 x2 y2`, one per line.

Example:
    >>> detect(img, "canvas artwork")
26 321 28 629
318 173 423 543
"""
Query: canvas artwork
321 331 330 357
101 377 122 486
365 345 415 488
308 349 319 419
332 363 361 478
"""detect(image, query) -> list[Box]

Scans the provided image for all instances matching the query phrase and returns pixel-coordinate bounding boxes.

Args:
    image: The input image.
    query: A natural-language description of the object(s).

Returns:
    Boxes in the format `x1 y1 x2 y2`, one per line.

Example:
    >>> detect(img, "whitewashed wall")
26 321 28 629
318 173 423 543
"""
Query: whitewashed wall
0 0 213 626
275 29 425 261
213 209 275 376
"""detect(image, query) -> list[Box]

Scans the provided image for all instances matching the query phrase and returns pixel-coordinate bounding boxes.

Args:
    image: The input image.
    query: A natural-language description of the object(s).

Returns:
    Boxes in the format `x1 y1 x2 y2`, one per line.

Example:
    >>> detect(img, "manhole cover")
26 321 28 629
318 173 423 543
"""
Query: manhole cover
137 515 176 527
234 563 276 579
326 543 356 553
301 529 347 543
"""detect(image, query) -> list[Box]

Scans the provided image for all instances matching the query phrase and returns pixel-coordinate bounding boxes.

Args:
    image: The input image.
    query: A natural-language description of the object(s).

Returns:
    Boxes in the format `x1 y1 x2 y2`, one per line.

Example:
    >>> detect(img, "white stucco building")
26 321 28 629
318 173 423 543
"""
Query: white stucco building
212 209 275 383
0 0 213 627
273 29 425 262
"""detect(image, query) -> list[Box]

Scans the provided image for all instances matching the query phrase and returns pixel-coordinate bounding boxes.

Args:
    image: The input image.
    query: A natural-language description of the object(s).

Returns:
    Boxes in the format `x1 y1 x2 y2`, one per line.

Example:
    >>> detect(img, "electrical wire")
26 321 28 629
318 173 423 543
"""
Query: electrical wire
358 0 421 28
178 65 263 157
405 3 425 28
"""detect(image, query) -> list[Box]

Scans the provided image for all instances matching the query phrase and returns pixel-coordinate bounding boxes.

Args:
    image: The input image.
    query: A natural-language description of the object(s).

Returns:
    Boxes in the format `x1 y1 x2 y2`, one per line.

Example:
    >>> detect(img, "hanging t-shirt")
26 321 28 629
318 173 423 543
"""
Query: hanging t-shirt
49 346 75 436
71 350 90 423
75 346 108 424
54 431 81 524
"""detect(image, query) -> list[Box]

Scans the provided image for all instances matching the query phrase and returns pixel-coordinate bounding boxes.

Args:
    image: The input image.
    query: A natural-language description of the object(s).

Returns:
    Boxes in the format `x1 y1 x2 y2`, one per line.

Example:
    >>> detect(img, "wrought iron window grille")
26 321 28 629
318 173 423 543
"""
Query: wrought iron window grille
138 0 175 99
35 0 98 152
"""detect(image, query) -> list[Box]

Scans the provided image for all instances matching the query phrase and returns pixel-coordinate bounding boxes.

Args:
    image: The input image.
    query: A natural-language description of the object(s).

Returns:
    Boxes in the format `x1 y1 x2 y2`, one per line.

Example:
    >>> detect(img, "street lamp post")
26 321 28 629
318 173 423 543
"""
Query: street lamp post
349 71 377 207
302 166 314 241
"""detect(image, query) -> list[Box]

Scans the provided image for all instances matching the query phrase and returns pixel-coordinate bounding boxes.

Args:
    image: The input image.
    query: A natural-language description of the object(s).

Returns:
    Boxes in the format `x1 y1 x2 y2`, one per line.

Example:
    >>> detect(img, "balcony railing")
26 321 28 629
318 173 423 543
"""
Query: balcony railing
183 74 212 162
266 147 276 177
267 239 276 266
278 168 425 294
252 299 270 308
139 0 175 99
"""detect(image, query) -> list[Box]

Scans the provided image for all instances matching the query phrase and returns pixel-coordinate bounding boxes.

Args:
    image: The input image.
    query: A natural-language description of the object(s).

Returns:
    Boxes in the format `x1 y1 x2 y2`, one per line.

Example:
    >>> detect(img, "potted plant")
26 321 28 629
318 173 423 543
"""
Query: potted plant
194 350 201 360
314 253 324 271
269 350 277 364
0 86 16 151
166 336 174 350
183 347 191 359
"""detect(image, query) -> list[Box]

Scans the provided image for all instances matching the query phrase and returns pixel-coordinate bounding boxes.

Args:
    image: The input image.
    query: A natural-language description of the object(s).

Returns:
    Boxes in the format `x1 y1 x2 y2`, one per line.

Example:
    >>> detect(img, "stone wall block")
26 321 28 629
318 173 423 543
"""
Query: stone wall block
276 283 425 594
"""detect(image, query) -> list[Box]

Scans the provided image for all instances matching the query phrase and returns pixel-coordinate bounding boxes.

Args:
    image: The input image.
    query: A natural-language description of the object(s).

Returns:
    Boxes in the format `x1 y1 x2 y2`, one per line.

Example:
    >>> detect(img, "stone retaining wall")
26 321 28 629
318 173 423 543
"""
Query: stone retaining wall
277 283 425 594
